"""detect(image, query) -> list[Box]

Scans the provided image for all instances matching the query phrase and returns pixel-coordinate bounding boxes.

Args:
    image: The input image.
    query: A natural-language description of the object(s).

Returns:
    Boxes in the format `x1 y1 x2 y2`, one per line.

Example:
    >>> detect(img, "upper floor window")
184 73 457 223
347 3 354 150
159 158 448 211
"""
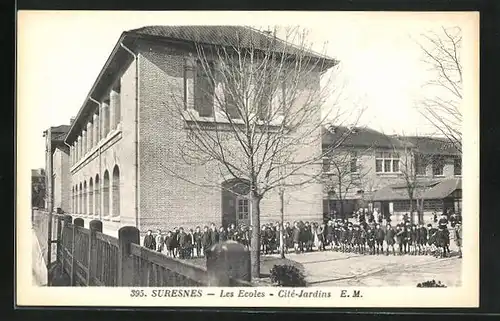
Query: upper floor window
432 155 445 176
350 152 358 173
454 156 462 176
414 153 427 176
194 60 215 117
322 157 331 173
375 151 400 173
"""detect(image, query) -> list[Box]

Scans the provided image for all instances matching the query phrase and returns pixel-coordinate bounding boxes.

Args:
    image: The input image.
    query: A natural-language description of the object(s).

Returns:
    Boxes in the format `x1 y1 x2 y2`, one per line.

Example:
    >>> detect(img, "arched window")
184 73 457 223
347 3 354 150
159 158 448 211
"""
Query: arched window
83 181 87 215
95 174 100 217
79 183 83 214
112 165 120 217
103 170 110 217
89 178 94 216
74 185 78 214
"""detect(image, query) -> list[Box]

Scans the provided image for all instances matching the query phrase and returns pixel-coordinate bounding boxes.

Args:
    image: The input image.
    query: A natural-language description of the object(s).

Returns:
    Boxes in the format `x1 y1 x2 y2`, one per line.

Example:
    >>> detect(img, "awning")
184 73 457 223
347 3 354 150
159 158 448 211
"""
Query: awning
372 177 461 202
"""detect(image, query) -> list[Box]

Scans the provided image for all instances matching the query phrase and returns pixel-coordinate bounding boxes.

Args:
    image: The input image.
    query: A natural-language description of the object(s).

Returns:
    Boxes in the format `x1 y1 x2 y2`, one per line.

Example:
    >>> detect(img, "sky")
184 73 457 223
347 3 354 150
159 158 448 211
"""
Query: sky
18 11 472 170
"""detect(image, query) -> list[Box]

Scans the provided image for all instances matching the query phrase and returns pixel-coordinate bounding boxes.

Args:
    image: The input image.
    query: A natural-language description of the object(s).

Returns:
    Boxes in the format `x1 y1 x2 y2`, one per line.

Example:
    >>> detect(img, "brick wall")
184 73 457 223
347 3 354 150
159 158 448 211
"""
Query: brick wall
136 42 323 232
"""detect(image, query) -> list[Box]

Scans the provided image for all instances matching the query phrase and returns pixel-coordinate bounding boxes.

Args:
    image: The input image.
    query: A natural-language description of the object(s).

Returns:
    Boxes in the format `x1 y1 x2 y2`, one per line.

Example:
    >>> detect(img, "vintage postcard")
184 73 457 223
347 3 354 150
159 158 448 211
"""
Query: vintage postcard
17 11 479 308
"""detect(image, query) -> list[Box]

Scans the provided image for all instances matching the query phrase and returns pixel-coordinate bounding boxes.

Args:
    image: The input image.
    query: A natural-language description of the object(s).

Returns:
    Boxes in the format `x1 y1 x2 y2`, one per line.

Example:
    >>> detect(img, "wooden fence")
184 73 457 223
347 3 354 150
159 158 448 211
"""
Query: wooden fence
34 212 252 287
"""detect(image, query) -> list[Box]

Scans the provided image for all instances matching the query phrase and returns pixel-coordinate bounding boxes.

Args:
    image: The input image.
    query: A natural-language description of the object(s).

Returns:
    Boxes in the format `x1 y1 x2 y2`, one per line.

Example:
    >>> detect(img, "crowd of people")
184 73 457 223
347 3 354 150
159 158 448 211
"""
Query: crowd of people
142 212 463 260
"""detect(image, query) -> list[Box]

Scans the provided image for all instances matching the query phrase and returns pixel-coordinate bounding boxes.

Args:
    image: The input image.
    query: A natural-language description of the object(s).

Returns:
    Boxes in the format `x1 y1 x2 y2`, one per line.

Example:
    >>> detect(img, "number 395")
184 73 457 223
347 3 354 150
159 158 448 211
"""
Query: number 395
130 289 146 297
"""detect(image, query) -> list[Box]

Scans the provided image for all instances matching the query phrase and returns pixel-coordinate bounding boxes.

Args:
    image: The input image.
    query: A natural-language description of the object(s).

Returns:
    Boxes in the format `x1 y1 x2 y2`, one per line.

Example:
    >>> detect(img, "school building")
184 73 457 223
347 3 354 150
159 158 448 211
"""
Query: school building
45 25 336 236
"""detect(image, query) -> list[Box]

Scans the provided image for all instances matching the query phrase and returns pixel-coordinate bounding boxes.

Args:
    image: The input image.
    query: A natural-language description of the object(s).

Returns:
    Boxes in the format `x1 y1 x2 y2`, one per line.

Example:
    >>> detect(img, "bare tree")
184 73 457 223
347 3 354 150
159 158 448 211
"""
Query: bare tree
390 135 439 224
414 26 463 153
323 147 371 220
155 26 366 279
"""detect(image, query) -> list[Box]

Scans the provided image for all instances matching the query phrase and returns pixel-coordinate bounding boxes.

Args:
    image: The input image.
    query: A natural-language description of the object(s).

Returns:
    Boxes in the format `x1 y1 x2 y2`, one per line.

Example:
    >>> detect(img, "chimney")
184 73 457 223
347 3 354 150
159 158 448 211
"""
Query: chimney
70 117 75 125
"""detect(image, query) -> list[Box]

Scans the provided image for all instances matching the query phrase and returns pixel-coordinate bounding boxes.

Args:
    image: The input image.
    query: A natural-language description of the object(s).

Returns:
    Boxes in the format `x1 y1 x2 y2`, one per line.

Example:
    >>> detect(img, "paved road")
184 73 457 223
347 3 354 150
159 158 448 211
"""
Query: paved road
283 250 462 287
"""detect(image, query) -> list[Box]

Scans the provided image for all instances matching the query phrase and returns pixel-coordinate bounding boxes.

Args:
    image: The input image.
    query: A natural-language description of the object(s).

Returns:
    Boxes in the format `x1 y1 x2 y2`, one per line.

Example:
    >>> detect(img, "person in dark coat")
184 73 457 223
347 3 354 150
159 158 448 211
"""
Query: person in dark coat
292 222 301 254
201 226 211 257
219 226 228 242
164 231 176 257
410 224 418 255
187 228 195 258
438 214 448 228
385 224 396 255
366 227 376 255
396 224 405 255
172 227 179 258
374 224 385 255
417 223 428 255
193 226 202 258
143 230 156 250
209 223 219 246
284 222 293 251
427 224 438 255
177 227 190 259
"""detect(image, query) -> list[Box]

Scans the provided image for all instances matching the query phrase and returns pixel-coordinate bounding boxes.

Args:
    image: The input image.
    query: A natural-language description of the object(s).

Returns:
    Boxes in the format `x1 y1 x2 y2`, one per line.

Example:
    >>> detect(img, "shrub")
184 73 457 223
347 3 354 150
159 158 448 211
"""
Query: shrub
269 264 307 287
416 280 447 288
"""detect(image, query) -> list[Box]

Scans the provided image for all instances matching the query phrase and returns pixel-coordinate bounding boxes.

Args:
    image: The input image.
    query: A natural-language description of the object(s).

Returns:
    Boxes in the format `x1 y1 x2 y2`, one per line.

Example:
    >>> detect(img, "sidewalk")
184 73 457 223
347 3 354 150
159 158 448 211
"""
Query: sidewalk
32 229 48 286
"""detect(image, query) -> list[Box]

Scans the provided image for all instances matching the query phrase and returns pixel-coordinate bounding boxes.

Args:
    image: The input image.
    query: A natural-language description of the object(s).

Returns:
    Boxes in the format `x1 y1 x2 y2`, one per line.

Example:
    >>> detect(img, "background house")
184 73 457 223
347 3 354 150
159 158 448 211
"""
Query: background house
43 124 71 213
322 126 462 224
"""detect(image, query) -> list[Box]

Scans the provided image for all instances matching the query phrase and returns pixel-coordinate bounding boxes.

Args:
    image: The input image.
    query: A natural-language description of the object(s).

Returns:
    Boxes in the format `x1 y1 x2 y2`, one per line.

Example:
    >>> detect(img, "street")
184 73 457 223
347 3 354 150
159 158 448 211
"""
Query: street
283 250 462 287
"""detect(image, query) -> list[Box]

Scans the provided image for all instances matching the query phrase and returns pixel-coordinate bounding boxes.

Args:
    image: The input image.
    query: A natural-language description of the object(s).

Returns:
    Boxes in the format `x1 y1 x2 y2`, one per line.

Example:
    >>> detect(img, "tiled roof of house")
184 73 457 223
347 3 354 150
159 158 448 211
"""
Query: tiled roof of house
50 125 71 141
372 177 461 201
126 25 337 67
322 126 409 149
401 136 460 155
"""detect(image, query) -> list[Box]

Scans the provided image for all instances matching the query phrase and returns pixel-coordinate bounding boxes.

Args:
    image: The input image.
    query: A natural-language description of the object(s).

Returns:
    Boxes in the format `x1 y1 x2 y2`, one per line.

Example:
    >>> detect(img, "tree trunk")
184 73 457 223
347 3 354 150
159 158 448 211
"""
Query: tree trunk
409 196 414 224
250 192 261 280
279 189 285 259
340 200 344 220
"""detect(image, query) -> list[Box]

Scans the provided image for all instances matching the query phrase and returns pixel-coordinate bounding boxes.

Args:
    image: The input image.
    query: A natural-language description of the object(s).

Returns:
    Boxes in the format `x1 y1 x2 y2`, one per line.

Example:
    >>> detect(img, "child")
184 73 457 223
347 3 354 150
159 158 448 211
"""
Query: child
155 229 164 253
410 224 418 255
165 231 175 258
194 226 202 258
201 226 211 257
374 224 385 255
385 224 396 255
367 227 376 255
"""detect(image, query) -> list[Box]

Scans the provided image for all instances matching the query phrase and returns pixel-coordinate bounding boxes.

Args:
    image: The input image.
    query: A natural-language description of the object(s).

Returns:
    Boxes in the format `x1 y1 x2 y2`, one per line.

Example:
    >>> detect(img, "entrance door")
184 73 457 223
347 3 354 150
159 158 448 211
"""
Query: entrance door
236 197 250 226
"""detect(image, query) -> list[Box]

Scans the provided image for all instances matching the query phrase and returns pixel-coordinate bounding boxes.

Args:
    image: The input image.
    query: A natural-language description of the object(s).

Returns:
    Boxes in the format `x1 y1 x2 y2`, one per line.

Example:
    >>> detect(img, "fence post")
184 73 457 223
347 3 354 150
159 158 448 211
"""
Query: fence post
61 215 72 277
74 218 84 228
117 226 140 286
88 220 102 286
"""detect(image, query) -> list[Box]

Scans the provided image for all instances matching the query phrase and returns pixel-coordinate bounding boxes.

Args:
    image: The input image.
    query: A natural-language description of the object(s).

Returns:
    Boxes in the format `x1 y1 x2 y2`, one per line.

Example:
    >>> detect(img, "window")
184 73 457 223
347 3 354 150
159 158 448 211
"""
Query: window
432 155 445 176
83 181 87 215
94 174 100 216
375 152 400 173
112 165 120 217
415 154 427 176
256 68 280 121
322 157 331 173
103 170 110 217
454 156 462 176
423 199 443 211
237 199 249 220
89 178 94 216
194 60 215 117
350 152 358 173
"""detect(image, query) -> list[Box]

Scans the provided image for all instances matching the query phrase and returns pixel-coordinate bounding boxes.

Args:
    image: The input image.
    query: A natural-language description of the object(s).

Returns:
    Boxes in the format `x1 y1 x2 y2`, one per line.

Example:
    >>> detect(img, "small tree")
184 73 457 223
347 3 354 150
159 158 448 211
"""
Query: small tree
323 146 371 219
390 135 440 224
414 26 462 154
